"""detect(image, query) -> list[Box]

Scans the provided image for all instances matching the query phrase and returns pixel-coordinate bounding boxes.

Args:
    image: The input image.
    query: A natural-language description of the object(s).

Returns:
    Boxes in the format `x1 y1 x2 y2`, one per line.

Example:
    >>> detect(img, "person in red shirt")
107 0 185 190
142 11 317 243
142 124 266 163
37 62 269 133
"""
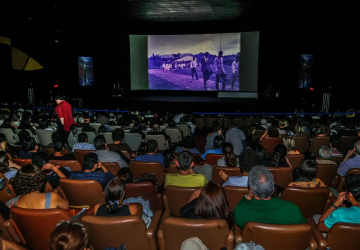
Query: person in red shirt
54 95 78 144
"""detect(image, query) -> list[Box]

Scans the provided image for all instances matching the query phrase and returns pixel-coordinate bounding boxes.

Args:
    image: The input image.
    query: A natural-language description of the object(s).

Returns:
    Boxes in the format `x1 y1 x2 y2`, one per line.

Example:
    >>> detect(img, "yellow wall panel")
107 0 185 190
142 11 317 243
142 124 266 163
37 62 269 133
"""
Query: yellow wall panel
11 47 29 70
24 57 43 71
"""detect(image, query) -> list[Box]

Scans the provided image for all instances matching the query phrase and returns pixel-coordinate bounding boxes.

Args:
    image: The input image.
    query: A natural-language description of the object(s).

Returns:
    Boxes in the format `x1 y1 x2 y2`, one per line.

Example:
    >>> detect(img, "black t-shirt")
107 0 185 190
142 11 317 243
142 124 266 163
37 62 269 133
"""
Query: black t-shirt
45 166 71 189
179 198 203 219
49 154 77 161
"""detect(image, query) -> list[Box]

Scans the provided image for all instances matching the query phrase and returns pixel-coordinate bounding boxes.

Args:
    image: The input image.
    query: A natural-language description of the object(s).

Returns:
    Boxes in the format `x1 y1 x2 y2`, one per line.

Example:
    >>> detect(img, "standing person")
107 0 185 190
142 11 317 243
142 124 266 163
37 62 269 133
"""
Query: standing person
201 52 211 88
225 123 246 157
190 57 198 80
214 51 227 91
54 95 78 145
231 56 239 89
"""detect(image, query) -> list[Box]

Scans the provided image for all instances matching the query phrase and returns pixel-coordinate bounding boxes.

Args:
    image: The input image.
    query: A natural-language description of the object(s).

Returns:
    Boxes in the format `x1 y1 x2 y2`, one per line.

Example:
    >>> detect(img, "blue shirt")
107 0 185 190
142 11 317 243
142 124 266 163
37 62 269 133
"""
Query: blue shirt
223 176 248 188
4 168 18 180
134 154 165 169
72 142 96 152
68 171 114 190
337 155 360 176
202 148 222 160
174 147 201 155
325 206 360 229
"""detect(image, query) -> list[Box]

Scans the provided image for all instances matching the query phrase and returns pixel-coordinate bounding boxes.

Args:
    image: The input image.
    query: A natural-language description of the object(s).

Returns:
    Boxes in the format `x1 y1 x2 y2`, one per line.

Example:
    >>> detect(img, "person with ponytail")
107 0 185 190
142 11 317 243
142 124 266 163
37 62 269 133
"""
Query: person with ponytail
271 144 291 168
93 178 140 217
217 142 239 167
49 221 90 250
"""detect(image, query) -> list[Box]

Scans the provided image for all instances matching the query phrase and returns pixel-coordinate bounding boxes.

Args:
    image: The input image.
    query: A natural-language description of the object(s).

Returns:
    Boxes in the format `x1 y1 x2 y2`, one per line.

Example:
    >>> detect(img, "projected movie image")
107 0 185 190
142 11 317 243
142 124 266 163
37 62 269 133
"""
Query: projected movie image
148 33 241 91
78 56 94 86
298 54 313 89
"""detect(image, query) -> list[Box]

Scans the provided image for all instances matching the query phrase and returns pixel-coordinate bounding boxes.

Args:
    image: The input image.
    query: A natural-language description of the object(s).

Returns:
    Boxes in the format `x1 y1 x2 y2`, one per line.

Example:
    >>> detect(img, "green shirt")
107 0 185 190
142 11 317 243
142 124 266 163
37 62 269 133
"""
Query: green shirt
234 197 307 228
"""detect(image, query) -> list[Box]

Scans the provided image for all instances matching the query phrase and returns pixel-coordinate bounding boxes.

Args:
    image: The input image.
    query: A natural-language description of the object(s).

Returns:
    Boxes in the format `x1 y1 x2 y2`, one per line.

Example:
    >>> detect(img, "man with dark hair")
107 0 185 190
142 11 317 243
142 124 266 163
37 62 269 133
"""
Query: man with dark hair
68 153 114 190
201 52 211 88
165 151 208 188
107 128 134 158
214 51 227 91
231 56 240 89
72 133 95 152
18 137 39 159
329 135 343 157
49 141 77 161
338 141 360 176
94 135 128 169
316 174 360 232
174 135 201 155
234 166 306 228
134 139 165 169
202 135 224 160
226 122 246 157
46 131 73 153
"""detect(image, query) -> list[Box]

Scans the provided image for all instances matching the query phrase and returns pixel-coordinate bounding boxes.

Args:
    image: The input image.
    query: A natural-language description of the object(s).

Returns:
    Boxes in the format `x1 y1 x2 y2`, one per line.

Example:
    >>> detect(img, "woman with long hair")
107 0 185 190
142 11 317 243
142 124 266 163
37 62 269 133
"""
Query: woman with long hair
271 144 291 168
179 181 233 230
217 142 239 167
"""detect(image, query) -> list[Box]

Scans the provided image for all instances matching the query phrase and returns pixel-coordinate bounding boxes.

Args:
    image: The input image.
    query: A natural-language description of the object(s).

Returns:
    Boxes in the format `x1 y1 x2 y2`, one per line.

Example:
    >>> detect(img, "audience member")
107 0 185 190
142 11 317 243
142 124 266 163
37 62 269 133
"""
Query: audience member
117 167 134 184
147 124 169 140
295 123 306 136
202 135 224 160
163 149 175 169
81 124 95 133
0 118 17 132
72 132 96 152
225 122 246 157
175 135 201 155
134 140 165 169
329 135 343 157
337 141 360 176
107 128 134 158
252 143 272 166
271 144 291 167
220 148 261 187
283 137 300 155
68 153 114 190
0 151 20 180
179 181 233 230
234 166 306 228
49 141 77 161
49 221 90 250
337 123 359 137
165 151 208 188
18 137 39 159
47 131 72 153
217 142 239 167
317 146 336 164
94 135 128 169
204 124 222 152
97 125 107 134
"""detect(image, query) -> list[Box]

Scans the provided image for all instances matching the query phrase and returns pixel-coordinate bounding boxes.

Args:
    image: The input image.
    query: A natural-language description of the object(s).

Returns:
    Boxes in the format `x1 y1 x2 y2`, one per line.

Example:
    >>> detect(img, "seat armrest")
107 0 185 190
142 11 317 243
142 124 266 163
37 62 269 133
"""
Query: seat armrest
157 210 170 250
163 194 169 211
146 210 162 240
309 232 318 250
4 219 22 244
234 224 243 244
226 228 234 250
307 217 327 249
156 192 163 211
160 210 171 227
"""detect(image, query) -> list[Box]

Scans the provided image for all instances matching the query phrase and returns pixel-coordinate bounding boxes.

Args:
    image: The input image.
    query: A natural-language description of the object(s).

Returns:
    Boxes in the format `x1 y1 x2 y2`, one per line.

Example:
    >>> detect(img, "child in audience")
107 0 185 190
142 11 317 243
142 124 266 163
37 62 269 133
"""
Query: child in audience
49 221 90 250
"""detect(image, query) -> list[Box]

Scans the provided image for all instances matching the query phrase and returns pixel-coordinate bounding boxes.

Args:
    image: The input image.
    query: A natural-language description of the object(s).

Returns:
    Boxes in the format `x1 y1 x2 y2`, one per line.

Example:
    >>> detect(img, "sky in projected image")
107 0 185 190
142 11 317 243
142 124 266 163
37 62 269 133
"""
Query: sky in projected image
148 33 241 57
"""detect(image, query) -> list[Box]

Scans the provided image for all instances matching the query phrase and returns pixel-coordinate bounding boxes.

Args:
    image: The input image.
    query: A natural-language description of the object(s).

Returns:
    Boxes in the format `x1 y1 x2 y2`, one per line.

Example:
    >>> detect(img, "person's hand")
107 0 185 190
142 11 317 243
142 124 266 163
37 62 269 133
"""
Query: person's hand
218 129 222 135
347 150 354 157
7 202 15 209
97 161 104 169
42 163 56 171
219 170 229 182
334 192 347 207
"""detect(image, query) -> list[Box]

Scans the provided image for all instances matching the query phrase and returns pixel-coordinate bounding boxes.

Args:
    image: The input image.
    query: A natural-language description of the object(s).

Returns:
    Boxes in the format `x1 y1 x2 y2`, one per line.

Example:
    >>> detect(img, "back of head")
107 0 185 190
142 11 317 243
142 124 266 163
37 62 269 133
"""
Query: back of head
117 168 134 184
0 151 9 173
152 124 160 132
54 140 64 152
98 125 107 134
213 135 224 149
298 159 318 182
318 146 332 160
18 130 30 143
145 139 158 153
55 94 65 101
272 144 287 166
283 137 295 150
178 151 194 171
82 153 98 171
32 152 49 167
229 122 237 129
267 125 279 138
234 242 265 250
346 174 360 202
51 131 62 143
77 133 88 143
49 221 89 250
354 141 360 155
260 119 267 125
23 137 35 152
329 135 340 149
112 128 124 142
105 178 125 214
248 166 274 199
183 135 195 149
14 164 47 195
195 181 233 229
212 124 221 133
239 148 261 173
252 144 270 161
94 135 106 150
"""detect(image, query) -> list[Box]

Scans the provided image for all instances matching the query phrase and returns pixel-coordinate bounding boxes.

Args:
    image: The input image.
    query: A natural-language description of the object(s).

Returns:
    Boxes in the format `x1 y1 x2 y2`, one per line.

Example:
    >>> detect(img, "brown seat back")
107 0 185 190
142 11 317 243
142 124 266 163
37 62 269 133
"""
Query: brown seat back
12 158 31 167
262 137 283 154
167 163 179 174
0 172 16 203
49 160 82 172
43 147 55 156
294 136 308 153
80 214 150 250
194 118 205 129
253 130 265 141
10 207 71 250
288 154 305 169
331 157 344 167
242 222 312 250
339 136 360 155
205 154 222 165
59 179 106 206
129 161 164 187
326 223 360 250
125 181 162 212
267 167 293 188
212 166 241 184
74 149 95 165
310 137 330 154
163 185 200 217
281 187 329 217
224 185 248 212
316 163 338 187
159 217 232 250
101 162 120 176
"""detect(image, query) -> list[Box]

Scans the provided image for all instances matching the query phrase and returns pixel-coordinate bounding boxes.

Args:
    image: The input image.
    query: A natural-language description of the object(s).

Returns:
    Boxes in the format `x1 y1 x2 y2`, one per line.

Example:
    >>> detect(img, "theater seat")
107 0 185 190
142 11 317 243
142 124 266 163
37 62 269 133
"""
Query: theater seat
267 167 293 188
336 168 360 192
84 132 96 144
212 166 242 184
35 129 52 146
125 181 163 212
145 134 170 151
316 163 338 187
236 222 317 250
224 185 248 212
294 136 309 153
59 179 106 206
165 128 182 144
194 117 205 129
0 172 16 203
205 154 222 166
10 207 71 250
129 161 164 187
339 136 360 155
288 154 305 169
262 137 283 154
0 128 19 144
49 160 82 172
101 162 120 176
74 149 95 165
124 133 143 151
309 137 330 154
158 210 234 250
80 210 162 250
12 158 31 167
176 124 191 138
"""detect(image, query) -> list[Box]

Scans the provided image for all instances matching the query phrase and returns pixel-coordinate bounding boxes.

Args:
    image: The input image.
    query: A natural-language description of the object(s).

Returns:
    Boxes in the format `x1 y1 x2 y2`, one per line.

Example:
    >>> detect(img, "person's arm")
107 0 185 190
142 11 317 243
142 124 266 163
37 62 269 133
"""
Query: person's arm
188 189 201 203
97 161 109 174
225 131 230 142
8 160 21 169
219 170 229 182
42 163 67 178
337 160 350 176
317 192 346 232
259 130 268 141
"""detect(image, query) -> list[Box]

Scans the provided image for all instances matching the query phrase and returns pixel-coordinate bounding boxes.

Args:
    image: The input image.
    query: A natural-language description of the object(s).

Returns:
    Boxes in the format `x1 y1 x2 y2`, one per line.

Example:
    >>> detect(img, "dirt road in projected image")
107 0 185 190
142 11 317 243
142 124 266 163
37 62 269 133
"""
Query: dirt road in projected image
149 69 239 91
